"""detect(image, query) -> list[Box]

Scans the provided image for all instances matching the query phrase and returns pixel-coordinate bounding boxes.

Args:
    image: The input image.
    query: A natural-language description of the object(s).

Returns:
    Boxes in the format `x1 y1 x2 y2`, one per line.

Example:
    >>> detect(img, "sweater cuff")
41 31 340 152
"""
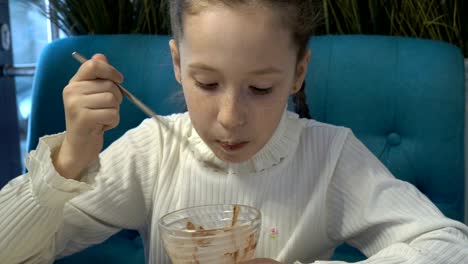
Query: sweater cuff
26 132 96 208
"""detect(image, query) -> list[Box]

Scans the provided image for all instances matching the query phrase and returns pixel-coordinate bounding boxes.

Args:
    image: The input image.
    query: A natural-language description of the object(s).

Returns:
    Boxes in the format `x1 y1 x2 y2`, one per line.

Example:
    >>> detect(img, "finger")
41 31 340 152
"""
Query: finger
80 80 123 104
70 57 124 84
92 53 108 63
79 92 122 110
103 123 118 132
64 80 123 105
78 108 120 128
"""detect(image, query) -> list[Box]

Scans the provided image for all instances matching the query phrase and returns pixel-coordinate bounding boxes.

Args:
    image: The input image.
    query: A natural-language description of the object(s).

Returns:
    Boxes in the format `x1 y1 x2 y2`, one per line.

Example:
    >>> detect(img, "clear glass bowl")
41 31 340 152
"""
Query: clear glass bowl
159 204 262 264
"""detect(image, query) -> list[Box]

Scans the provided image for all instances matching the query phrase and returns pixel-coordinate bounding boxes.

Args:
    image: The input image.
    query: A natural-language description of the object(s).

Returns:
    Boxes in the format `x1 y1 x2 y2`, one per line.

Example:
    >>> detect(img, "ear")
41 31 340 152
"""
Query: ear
169 39 182 84
291 49 311 94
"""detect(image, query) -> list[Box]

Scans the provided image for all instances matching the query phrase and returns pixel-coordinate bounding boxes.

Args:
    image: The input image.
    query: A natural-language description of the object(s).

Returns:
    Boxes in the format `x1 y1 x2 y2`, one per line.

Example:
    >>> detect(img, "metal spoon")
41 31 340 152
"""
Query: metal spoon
71 51 215 169
72 51 170 129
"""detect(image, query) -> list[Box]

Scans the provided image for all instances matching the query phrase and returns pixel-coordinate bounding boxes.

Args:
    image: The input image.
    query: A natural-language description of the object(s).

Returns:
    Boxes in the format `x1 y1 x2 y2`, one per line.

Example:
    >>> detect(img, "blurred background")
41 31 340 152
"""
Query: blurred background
2 0 468 180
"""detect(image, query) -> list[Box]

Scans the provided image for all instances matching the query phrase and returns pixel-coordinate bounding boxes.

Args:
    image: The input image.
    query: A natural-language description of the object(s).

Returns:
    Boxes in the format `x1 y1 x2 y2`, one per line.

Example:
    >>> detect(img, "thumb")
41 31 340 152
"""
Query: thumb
91 53 108 63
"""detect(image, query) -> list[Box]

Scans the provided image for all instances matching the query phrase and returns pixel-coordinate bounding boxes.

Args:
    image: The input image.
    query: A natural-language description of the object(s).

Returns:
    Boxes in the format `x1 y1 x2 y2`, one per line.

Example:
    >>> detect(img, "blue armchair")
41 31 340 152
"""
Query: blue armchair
28 34 465 263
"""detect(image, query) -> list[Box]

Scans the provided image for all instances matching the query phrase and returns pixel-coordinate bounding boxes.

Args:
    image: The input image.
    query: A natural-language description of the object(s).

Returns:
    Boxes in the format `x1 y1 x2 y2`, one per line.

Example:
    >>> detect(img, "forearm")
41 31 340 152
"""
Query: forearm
0 174 62 263
310 227 468 264
0 134 93 262
320 132 468 264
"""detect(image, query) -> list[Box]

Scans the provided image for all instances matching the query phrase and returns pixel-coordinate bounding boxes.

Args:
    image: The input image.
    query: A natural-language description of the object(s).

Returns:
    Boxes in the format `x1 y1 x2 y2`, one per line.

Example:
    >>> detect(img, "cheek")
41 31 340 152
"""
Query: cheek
182 85 195 110
258 91 289 115
259 104 285 129
182 83 217 126
249 95 288 136
182 81 203 109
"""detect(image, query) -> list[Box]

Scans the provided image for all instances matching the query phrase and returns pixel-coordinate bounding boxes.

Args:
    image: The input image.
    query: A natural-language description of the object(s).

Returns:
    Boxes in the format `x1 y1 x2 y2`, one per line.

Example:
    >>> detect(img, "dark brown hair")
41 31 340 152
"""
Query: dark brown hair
169 0 320 119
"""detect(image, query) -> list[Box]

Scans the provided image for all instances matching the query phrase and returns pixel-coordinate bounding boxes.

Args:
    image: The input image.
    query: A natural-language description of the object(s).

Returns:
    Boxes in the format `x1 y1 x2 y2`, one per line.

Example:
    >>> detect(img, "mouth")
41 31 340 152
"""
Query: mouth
217 141 249 151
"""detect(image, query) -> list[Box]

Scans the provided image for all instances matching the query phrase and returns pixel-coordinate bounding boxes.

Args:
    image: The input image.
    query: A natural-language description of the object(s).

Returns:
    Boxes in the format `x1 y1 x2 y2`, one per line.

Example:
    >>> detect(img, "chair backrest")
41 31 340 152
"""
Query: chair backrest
307 35 465 222
28 35 465 262
29 34 465 222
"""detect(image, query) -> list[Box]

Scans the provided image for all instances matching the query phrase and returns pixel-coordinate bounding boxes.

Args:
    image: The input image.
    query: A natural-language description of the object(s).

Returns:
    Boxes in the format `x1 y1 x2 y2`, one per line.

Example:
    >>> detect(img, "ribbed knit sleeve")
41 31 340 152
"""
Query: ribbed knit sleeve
0 118 162 263
0 132 93 263
315 132 468 263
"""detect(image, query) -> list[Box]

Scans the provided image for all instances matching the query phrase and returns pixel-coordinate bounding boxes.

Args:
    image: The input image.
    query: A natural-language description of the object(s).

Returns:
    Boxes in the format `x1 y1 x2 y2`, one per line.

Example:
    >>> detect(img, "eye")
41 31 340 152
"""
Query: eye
250 86 272 95
195 80 218 90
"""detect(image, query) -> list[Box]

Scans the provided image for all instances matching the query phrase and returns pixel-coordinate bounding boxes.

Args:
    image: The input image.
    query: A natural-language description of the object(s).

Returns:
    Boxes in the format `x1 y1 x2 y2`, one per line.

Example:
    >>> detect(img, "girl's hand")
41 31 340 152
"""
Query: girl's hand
53 54 124 180
241 258 282 264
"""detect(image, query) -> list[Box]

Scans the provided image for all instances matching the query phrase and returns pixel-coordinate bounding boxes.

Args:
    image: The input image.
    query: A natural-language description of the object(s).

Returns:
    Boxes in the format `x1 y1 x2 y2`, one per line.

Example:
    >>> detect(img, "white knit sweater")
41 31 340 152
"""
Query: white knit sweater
1 111 468 264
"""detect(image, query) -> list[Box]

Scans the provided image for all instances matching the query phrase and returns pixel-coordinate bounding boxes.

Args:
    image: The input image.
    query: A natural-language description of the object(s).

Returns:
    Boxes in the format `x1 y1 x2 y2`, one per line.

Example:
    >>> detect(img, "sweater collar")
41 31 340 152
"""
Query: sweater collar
186 110 304 175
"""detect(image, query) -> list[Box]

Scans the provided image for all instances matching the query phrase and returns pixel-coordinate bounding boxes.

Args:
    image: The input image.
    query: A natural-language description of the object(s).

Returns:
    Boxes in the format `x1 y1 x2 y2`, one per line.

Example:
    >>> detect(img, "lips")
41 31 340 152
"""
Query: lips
218 141 248 151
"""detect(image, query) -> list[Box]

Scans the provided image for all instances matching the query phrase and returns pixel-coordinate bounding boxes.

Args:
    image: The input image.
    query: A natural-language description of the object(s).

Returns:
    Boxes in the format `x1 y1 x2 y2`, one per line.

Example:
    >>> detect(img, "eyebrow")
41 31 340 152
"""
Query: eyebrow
188 62 283 75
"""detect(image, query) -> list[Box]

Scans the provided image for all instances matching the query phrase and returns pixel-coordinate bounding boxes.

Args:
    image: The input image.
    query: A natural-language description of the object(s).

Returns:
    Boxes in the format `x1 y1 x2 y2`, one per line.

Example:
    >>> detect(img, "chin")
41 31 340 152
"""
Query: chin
214 149 254 164
219 156 249 164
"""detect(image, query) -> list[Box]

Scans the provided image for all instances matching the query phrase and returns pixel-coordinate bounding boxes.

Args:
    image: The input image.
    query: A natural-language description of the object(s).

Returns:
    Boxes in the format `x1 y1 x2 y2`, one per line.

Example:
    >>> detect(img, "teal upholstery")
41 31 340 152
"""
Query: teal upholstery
307 36 466 261
28 34 465 263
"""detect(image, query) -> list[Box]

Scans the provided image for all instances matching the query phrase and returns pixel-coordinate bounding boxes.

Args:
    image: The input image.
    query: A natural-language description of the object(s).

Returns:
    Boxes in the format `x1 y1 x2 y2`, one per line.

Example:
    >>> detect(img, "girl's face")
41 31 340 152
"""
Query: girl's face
170 5 310 163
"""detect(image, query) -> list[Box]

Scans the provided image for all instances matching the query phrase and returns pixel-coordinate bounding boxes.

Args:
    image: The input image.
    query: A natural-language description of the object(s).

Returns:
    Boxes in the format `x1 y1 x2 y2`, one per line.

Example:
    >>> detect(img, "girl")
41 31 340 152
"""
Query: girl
1 0 468 263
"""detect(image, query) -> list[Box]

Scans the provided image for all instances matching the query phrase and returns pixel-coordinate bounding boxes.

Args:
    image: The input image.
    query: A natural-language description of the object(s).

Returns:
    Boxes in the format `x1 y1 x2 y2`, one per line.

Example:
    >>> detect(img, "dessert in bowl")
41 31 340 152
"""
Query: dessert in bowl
159 204 262 263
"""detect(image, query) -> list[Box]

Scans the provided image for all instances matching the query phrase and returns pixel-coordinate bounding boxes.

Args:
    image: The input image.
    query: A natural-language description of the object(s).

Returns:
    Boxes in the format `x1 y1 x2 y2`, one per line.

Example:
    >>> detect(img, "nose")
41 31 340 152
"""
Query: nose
217 93 247 130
